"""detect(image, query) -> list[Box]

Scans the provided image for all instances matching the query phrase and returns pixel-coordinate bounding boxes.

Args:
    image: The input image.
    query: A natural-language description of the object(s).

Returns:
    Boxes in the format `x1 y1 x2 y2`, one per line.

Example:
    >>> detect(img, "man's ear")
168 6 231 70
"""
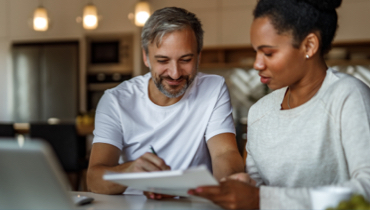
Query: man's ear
302 32 320 58
197 52 202 66
142 48 150 68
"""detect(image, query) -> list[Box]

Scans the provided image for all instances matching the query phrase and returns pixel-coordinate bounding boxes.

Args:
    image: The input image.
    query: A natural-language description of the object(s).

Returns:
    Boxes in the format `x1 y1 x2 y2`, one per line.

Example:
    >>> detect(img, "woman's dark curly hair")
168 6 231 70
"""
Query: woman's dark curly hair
253 0 342 55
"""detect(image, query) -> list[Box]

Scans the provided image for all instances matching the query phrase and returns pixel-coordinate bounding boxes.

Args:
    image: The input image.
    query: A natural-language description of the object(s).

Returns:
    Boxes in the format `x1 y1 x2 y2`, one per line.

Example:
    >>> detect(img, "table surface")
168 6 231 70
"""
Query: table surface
71 191 222 210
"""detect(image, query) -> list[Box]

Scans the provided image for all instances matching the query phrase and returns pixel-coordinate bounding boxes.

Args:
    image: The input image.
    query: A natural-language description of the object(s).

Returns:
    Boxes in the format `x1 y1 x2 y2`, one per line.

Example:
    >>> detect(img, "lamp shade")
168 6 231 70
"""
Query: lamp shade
135 1 150 27
33 7 49 31
83 4 98 30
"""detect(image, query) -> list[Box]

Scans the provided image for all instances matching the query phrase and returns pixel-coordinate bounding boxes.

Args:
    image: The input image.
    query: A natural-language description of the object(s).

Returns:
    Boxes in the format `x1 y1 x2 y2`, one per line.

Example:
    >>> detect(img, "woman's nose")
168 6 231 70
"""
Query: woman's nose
253 53 265 71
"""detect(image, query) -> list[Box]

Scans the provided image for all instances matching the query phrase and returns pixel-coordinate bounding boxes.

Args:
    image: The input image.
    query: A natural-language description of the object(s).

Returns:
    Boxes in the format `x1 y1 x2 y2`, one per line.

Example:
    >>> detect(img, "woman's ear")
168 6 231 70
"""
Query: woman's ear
302 32 320 58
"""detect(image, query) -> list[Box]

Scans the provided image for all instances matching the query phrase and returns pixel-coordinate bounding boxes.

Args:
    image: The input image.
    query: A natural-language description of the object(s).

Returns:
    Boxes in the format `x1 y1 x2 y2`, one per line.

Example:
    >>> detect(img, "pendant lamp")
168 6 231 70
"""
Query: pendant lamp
134 1 151 27
33 6 49 31
83 4 98 30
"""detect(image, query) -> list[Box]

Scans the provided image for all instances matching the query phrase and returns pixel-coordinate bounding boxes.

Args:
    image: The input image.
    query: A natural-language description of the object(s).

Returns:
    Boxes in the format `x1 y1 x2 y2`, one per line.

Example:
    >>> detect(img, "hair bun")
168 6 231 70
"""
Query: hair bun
304 0 342 11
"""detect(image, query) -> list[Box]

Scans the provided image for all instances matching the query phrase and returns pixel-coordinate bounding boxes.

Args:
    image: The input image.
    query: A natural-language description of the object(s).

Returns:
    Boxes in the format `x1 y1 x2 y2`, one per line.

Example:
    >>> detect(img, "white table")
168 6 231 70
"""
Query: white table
71 191 222 210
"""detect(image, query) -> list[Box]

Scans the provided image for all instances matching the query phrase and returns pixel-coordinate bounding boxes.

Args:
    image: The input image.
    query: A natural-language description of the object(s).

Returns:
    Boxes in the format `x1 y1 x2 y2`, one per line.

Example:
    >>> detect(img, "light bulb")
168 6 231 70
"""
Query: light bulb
83 4 98 30
134 1 151 27
84 15 97 27
33 7 49 31
136 11 150 25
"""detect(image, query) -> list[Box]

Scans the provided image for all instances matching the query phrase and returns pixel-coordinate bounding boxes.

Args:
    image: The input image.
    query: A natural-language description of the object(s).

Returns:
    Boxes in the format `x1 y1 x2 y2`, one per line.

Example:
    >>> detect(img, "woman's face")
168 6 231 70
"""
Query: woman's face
250 17 307 90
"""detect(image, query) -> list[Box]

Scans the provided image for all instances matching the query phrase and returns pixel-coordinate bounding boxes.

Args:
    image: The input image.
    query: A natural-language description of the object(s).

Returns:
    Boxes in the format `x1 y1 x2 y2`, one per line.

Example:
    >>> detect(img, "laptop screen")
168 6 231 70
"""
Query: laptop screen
0 138 76 209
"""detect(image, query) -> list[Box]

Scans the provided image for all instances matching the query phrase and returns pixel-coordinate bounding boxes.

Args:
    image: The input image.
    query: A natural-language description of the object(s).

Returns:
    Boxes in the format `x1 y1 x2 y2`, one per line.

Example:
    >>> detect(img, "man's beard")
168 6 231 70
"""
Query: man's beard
152 75 195 98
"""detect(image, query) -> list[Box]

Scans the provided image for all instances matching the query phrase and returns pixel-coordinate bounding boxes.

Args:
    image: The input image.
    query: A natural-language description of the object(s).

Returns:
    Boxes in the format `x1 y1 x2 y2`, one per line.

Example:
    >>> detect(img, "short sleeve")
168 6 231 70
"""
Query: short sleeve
92 90 124 150
205 81 235 140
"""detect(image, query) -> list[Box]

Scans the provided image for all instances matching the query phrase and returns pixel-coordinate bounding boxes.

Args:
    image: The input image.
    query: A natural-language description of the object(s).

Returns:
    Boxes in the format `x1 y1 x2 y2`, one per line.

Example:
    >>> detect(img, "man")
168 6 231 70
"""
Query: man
86 7 244 197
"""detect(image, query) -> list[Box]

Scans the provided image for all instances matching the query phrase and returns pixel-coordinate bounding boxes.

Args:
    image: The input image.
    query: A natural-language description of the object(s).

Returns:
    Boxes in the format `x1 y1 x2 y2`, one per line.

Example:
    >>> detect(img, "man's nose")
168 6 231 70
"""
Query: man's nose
168 62 181 80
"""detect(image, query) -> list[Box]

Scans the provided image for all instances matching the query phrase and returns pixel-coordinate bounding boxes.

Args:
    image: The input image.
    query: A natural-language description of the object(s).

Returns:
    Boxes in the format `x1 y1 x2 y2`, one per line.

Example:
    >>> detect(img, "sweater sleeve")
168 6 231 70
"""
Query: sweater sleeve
246 145 264 187
258 80 370 209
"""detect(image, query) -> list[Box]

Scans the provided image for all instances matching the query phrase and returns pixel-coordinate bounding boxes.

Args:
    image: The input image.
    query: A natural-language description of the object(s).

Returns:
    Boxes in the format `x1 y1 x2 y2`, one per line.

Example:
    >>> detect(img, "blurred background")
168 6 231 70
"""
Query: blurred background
0 0 370 190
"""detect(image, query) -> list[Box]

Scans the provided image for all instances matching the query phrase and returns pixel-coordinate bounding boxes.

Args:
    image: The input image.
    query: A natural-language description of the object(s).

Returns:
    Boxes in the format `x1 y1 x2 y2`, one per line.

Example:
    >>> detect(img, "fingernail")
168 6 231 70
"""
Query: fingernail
150 194 154 199
188 190 193 195
196 188 202 193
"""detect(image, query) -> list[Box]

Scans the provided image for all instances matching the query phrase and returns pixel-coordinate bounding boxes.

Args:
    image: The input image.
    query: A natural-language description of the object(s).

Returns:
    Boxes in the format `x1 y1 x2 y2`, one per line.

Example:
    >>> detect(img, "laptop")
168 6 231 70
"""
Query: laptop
0 138 93 209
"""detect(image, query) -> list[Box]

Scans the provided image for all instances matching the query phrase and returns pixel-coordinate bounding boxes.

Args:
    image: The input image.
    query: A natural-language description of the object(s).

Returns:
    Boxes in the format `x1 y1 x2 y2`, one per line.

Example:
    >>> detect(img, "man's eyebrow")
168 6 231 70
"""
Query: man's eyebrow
154 53 194 59
154 55 169 59
180 53 194 58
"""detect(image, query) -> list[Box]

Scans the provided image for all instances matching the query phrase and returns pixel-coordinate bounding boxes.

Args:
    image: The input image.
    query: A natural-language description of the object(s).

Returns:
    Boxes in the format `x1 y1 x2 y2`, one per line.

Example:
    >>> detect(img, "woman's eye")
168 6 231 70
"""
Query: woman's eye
264 52 272 57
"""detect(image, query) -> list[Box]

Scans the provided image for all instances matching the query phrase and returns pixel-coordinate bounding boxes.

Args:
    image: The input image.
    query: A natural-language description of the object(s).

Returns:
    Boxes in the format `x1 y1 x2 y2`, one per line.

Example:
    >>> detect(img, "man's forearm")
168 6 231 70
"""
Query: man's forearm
212 150 245 181
87 163 131 194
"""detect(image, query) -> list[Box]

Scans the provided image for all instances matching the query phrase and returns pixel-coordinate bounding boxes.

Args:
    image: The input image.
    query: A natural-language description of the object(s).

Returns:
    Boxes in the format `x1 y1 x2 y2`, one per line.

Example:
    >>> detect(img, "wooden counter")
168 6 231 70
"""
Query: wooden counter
13 123 94 136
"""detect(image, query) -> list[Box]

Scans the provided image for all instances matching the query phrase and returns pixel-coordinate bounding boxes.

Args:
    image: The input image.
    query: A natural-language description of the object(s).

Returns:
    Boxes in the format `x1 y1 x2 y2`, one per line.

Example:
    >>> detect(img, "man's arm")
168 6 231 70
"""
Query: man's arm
207 133 245 181
86 143 170 194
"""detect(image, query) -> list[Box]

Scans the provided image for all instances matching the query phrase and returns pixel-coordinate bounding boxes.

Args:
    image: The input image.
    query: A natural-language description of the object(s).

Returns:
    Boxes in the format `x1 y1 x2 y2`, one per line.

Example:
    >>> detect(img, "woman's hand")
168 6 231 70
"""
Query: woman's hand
223 172 257 186
188 179 260 210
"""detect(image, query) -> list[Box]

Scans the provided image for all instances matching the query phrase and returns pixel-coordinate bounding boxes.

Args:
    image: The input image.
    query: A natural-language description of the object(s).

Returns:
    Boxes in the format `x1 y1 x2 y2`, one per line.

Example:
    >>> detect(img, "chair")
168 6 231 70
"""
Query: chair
0 123 15 137
29 123 88 190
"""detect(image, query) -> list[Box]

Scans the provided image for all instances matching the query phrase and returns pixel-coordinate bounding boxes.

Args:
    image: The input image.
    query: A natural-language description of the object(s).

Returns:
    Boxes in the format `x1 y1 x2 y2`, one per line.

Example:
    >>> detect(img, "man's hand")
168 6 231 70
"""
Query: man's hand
87 144 171 195
127 152 173 200
126 152 171 172
188 179 260 210
143 192 175 200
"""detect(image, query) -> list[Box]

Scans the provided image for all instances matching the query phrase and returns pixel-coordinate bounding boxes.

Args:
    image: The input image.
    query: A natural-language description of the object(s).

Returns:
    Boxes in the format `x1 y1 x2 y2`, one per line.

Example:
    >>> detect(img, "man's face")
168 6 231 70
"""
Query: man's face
143 27 199 98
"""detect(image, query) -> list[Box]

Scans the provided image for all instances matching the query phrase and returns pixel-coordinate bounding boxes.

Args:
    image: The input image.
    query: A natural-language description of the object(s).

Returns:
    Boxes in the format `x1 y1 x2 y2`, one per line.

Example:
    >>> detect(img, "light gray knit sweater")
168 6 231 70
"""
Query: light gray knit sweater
247 68 370 209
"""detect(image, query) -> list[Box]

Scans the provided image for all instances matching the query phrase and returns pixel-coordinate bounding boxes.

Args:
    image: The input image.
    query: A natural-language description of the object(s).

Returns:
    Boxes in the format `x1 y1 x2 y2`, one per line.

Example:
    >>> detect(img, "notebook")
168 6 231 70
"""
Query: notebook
103 165 219 197
0 138 93 209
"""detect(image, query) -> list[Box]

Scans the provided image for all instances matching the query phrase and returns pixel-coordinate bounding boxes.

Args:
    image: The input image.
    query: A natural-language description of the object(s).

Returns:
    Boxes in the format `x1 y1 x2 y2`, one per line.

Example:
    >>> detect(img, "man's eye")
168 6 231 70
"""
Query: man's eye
157 60 168 63
181 59 192 62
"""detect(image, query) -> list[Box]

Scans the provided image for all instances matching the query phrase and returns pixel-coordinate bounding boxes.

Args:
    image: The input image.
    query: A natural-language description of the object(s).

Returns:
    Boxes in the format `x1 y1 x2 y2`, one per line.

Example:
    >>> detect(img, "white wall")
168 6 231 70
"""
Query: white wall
336 0 370 41
0 0 369 121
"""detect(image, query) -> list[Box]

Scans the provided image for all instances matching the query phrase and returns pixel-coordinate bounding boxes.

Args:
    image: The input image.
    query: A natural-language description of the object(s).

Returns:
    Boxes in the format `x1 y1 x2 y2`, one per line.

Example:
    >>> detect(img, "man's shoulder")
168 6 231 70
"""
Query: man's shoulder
194 73 226 91
106 73 150 97
196 72 225 84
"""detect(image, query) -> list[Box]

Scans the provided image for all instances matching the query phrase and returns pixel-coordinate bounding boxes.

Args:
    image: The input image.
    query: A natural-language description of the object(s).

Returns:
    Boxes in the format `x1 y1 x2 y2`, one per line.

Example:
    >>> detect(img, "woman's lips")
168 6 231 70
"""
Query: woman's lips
260 75 271 84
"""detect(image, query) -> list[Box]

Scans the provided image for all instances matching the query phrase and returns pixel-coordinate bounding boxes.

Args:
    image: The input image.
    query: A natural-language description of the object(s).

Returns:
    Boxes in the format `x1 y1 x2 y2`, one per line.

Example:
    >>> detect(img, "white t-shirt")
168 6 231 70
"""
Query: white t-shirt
93 72 235 173
247 68 370 209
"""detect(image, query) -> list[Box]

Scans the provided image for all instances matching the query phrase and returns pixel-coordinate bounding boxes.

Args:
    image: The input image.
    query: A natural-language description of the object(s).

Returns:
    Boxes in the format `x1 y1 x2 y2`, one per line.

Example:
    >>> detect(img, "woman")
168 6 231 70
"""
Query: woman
188 0 370 209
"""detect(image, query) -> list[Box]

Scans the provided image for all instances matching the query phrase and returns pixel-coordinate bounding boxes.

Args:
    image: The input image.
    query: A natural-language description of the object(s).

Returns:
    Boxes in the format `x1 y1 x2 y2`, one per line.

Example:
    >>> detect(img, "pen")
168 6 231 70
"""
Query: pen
149 145 157 156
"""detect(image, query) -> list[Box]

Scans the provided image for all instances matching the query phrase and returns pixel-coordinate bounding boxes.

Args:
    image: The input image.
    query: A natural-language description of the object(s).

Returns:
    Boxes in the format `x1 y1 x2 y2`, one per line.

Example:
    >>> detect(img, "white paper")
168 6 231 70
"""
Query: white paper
103 165 218 197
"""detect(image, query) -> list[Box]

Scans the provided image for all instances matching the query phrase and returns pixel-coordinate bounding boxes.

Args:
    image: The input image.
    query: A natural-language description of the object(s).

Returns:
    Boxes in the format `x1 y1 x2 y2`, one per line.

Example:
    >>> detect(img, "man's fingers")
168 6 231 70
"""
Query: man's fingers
144 192 174 200
143 191 155 199
131 153 171 172
141 152 171 170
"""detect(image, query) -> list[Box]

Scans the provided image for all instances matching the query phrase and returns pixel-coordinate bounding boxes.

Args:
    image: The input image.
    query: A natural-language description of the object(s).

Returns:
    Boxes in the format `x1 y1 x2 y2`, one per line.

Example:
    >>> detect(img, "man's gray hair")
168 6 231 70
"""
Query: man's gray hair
141 7 204 55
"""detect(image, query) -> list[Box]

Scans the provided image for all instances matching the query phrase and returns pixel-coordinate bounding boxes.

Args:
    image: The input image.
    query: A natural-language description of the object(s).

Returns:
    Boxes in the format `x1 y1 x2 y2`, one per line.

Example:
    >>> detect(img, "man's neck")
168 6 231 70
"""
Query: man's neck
148 78 184 106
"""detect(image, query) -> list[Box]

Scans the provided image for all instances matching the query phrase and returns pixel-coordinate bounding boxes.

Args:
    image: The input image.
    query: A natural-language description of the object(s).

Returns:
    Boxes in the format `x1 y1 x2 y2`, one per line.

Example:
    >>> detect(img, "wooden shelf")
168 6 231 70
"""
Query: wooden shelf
200 45 255 69
327 59 370 67
199 41 370 69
